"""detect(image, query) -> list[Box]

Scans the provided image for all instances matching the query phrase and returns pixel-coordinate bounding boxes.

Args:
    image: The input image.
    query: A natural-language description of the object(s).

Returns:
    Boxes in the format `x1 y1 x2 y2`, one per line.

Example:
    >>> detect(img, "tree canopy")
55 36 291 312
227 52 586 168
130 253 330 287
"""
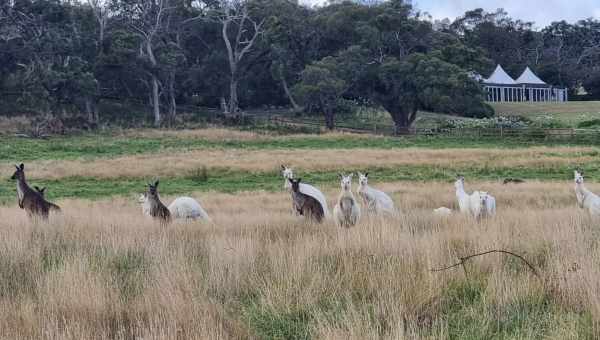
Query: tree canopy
0 0 597 131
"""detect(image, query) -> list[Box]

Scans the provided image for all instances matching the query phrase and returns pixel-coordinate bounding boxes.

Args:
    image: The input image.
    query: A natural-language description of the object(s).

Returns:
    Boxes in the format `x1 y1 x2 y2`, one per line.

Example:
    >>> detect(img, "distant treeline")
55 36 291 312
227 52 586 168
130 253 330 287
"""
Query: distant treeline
0 0 598 131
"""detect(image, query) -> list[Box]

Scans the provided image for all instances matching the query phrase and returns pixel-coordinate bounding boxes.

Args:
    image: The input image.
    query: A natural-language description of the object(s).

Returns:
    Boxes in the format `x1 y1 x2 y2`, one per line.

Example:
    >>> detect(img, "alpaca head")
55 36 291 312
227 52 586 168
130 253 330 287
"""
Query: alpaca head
340 173 353 191
478 191 489 205
288 178 301 192
358 172 369 186
454 175 465 189
575 170 584 184
281 165 294 188
147 180 161 200
11 163 25 181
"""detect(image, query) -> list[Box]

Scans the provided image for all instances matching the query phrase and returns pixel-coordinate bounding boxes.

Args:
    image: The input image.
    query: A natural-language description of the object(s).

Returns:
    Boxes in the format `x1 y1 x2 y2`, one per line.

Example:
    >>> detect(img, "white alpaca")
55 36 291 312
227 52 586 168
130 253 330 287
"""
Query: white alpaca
139 194 210 221
433 207 452 216
357 172 397 215
168 196 211 221
281 165 330 217
455 176 496 218
333 173 361 227
454 176 472 214
574 170 600 216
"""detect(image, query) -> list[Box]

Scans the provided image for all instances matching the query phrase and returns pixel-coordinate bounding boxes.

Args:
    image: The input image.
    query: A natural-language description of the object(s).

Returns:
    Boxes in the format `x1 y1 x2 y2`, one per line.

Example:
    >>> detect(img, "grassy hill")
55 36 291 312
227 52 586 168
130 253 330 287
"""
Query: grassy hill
492 101 600 127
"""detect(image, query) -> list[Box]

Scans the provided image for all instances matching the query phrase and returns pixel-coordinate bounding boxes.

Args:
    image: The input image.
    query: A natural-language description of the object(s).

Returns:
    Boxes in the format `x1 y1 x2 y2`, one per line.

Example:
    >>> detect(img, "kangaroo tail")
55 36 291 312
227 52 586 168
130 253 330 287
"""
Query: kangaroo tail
48 202 61 212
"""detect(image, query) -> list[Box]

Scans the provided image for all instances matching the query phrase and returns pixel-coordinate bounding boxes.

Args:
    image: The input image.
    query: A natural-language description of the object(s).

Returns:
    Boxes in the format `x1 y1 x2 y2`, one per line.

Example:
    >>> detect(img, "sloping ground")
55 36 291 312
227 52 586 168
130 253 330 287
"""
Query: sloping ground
492 101 600 126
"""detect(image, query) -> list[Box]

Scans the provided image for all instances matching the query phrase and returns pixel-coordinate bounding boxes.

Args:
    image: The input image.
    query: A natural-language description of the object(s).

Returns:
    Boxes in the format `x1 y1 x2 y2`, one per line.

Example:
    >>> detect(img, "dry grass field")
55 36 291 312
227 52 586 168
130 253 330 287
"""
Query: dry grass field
1 129 599 339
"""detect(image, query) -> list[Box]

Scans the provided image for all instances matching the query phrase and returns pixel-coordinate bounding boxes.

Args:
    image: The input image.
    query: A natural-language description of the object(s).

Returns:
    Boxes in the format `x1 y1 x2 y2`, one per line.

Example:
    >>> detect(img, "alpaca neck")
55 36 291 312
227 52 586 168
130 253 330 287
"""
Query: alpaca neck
358 183 368 194
340 188 354 199
456 185 467 198
575 183 592 207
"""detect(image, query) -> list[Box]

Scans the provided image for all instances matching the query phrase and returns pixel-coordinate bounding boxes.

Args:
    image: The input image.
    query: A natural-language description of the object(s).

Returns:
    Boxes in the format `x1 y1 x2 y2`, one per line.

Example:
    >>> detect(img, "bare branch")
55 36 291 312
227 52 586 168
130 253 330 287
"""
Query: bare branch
431 249 542 282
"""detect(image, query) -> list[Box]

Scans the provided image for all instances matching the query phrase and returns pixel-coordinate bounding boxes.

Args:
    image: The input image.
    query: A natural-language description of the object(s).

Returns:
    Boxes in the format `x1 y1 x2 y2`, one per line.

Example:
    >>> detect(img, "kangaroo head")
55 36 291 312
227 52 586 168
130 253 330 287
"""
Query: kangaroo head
147 180 161 199
289 178 301 192
11 163 25 181
358 172 369 186
574 170 584 184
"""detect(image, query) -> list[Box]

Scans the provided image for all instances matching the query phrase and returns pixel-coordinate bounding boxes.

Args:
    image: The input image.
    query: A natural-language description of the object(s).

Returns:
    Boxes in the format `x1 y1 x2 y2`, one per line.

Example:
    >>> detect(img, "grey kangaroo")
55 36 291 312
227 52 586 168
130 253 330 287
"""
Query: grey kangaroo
289 178 324 223
11 163 60 219
145 180 171 225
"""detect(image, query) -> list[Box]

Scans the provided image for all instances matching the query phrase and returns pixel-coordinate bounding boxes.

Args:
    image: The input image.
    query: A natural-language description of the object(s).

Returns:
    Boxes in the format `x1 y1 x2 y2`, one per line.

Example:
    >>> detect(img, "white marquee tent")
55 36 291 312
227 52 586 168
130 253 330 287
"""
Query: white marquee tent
483 65 568 102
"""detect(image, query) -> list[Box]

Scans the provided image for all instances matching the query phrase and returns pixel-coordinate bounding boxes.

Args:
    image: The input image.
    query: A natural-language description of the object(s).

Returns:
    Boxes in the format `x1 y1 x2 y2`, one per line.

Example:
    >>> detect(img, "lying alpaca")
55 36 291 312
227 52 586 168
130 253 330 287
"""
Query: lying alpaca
433 207 452 216
333 174 361 228
168 196 211 221
144 180 171 224
288 178 324 223
357 172 396 215
11 163 60 219
281 165 329 217
574 170 600 216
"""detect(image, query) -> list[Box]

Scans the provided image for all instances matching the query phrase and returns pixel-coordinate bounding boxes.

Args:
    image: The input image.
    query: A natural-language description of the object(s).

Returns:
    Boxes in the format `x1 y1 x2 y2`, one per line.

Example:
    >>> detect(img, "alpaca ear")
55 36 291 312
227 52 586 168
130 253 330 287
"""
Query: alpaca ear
40 187 46 193
19 163 24 170
288 177 294 183
281 164 286 170
154 180 160 187
365 172 369 177
297 178 302 183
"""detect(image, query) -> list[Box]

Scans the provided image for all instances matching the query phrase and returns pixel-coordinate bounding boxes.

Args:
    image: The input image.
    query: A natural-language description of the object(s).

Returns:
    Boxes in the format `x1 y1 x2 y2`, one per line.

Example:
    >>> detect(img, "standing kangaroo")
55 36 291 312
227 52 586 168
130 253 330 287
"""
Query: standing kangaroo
289 178 324 223
145 180 171 224
11 163 60 219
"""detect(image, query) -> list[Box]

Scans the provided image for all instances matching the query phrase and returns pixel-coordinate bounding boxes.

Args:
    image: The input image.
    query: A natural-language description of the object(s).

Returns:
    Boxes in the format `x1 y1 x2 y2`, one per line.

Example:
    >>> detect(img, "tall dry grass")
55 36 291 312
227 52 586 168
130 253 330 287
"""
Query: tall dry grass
0 181 598 339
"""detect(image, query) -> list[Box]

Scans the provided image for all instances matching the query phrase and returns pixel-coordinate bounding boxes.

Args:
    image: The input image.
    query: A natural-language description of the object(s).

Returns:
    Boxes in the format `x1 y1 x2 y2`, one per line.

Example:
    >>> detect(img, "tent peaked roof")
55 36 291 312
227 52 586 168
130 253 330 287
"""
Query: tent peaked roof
515 67 546 84
484 65 516 85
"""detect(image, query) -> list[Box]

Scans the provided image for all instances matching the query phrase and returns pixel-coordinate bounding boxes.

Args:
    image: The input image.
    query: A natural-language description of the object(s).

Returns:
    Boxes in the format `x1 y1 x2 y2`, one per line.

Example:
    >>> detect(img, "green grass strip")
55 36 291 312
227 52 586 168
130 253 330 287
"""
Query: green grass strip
0 163 595 204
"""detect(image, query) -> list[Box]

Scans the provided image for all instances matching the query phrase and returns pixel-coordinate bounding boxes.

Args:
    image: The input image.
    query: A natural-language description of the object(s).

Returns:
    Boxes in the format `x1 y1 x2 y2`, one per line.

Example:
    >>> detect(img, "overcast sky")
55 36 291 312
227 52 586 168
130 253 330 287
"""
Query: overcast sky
301 0 600 28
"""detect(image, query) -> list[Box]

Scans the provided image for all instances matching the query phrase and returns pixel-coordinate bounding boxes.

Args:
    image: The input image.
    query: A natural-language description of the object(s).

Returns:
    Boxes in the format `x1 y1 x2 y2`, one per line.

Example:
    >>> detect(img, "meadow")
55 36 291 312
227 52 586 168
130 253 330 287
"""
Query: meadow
1 128 600 339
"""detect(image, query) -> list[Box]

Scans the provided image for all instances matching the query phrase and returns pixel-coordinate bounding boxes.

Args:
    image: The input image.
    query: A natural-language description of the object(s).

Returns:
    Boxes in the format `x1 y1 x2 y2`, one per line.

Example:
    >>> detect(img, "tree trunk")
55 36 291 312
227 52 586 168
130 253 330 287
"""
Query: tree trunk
151 75 161 127
389 106 417 135
229 76 238 113
325 109 335 130
168 72 176 125
279 66 301 111
84 96 98 128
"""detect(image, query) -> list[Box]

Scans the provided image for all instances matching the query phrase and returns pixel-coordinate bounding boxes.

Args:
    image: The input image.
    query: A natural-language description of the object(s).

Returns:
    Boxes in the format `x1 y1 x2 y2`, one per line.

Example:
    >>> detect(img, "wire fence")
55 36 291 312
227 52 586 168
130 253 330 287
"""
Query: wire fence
265 116 600 142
